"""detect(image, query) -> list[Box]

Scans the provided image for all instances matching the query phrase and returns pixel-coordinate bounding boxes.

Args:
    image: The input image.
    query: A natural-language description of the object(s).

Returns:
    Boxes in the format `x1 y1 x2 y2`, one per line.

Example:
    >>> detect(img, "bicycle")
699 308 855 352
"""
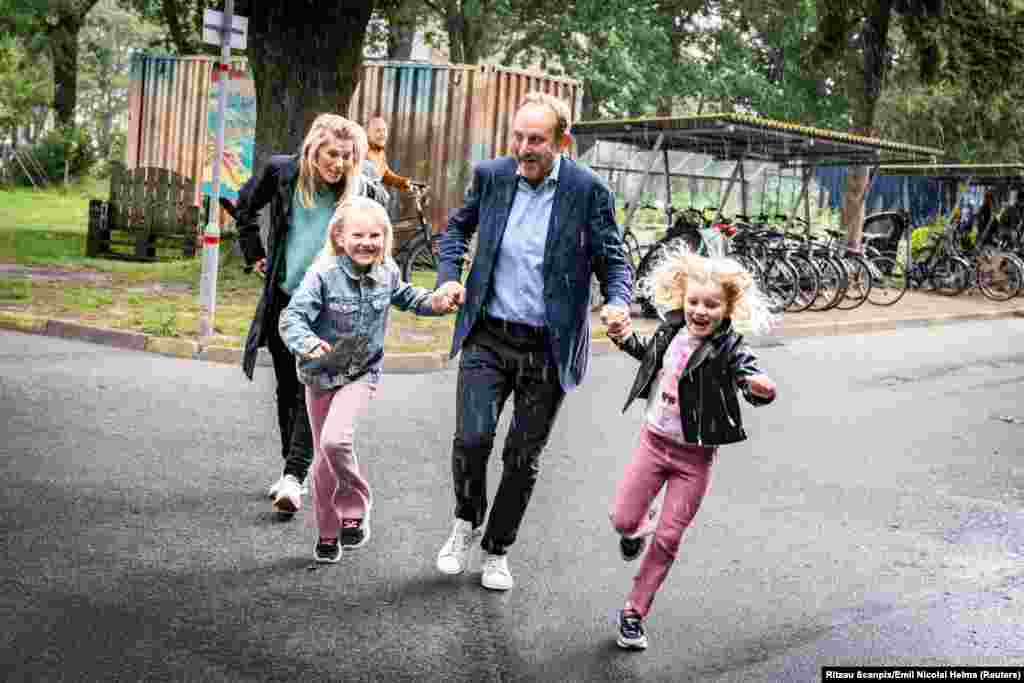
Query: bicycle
395 183 476 284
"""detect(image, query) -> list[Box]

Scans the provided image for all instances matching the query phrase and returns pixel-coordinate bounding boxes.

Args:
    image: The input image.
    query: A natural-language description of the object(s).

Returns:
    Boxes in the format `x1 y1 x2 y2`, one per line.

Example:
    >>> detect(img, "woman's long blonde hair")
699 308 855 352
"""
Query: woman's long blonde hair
297 114 369 209
319 196 394 268
637 243 778 335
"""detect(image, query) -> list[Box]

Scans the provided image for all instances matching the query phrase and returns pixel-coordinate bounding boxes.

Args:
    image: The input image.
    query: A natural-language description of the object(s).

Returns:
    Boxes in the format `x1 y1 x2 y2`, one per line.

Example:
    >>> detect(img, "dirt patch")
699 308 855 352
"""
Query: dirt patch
0 265 112 284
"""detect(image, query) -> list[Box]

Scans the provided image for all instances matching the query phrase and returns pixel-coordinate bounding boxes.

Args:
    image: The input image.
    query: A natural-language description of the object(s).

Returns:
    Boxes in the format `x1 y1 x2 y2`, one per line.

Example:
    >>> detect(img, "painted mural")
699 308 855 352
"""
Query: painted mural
201 65 256 200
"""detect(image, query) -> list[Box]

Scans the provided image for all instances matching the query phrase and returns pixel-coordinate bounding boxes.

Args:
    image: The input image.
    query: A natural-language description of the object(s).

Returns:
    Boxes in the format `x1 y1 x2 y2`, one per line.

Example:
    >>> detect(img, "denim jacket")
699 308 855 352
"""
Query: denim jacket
279 254 441 390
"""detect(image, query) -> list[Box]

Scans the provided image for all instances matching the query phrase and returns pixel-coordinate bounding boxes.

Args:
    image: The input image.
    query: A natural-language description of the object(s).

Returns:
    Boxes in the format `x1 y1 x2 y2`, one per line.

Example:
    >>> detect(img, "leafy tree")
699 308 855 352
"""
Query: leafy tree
1 0 102 127
78 0 165 159
0 35 51 150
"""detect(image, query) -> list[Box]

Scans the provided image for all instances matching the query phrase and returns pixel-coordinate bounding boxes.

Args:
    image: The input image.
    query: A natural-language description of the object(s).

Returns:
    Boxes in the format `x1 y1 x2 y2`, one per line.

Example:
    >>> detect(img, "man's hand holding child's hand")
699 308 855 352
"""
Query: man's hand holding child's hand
432 281 465 314
600 304 632 341
747 374 776 400
306 338 331 359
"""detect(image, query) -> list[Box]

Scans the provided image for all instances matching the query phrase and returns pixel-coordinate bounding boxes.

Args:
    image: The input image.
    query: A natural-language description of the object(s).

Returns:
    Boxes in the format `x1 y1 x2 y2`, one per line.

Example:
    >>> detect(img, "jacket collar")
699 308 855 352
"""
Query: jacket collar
336 253 388 283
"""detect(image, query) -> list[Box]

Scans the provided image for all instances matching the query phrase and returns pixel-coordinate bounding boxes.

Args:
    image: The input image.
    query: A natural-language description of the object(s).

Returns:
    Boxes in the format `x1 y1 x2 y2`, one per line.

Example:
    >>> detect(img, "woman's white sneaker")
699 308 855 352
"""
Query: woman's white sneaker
480 553 514 591
436 519 479 575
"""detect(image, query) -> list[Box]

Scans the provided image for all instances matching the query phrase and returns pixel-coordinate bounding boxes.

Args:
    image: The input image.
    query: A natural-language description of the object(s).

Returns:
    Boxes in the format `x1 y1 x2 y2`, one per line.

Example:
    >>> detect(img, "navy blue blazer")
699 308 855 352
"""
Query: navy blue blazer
436 155 633 391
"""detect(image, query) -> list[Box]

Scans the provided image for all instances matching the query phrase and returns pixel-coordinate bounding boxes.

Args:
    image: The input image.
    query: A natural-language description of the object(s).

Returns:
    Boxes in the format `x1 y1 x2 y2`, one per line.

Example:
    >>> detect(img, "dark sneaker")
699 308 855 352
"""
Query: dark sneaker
340 518 370 549
619 535 646 562
617 610 649 650
314 538 341 564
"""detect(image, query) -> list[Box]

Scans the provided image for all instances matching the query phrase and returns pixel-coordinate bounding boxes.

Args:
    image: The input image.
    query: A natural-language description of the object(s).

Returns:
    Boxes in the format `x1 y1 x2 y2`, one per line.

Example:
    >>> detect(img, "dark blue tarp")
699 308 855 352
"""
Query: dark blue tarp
815 167 948 227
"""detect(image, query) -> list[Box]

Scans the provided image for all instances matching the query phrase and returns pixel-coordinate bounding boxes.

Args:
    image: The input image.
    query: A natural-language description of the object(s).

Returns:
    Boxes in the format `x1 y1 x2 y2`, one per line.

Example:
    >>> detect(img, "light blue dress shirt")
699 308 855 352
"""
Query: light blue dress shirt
486 155 561 327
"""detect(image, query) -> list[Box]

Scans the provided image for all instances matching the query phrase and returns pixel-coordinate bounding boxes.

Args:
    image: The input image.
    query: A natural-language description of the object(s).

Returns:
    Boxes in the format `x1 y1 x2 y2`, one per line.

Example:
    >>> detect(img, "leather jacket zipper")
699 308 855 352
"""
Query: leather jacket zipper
696 371 704 445
721 387 737 427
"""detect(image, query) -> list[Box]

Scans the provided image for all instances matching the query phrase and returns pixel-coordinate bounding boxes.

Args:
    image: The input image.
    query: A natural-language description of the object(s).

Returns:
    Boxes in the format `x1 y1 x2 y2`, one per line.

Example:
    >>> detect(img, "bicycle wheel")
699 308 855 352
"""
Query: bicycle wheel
401 236 436 284
866 255 907 306
783 253 819 313
623 230 642 270
976 251 1024 301
834 254 872 310
808 256 845 311
634 240 673 318
930 256 971 296
761 258 798 313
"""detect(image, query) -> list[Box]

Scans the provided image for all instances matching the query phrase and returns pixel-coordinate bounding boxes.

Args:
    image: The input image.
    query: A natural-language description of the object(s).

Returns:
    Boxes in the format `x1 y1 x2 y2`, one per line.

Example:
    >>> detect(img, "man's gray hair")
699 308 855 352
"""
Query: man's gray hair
520 91 571 140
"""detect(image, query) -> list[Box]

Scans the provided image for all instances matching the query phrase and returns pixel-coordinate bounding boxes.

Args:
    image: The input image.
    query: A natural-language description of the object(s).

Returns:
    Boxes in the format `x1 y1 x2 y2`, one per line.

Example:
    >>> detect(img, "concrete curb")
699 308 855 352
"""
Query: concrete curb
1 306 1023 373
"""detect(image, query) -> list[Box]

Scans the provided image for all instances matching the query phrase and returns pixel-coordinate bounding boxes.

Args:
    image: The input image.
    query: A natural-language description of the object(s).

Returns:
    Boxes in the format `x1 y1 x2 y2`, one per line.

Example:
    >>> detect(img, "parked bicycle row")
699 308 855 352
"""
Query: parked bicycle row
624 206 1024 319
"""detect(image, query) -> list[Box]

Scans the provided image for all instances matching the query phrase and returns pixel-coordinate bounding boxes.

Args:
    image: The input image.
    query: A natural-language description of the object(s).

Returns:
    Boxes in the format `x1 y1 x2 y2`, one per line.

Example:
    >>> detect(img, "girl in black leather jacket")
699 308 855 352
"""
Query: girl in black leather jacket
607 250 777 651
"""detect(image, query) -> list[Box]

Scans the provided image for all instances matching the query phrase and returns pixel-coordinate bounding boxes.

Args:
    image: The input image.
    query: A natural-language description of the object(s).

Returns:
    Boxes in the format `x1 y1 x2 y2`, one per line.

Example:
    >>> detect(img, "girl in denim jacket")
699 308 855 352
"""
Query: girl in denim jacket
607 248 777 651
279 196 457 563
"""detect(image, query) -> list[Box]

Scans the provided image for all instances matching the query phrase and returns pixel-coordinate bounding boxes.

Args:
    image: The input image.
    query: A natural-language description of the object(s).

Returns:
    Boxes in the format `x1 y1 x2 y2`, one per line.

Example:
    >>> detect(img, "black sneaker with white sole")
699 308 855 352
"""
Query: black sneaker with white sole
314 538 342 563
617 610 649 650
619 535 646 562
340 517 369 549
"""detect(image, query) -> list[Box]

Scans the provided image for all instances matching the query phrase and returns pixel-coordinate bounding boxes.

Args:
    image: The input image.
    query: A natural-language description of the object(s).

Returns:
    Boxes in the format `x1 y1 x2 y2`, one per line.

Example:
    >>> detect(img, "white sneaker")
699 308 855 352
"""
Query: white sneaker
436 519 479 575
273 474 303 514
267 475 286 499
481 553 514 591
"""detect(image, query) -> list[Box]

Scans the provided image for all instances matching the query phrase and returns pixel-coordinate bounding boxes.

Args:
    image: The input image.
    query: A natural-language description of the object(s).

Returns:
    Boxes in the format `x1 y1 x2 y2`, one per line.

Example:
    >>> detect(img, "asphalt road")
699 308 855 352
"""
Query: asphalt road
2 320 1023 682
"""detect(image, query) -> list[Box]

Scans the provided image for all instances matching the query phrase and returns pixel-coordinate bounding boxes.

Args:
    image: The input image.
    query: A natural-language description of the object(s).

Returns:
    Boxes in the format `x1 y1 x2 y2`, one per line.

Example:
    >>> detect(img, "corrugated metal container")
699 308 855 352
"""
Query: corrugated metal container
126 55 582 232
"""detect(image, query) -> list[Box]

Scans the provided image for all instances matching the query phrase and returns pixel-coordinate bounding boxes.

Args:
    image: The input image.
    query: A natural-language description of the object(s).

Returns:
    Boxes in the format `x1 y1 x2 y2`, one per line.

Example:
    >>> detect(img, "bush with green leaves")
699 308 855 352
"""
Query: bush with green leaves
11 126 97 187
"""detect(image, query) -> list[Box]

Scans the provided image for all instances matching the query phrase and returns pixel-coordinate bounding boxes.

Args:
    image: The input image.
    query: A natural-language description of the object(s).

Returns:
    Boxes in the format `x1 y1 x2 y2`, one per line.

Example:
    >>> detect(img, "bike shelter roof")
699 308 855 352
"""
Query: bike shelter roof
571 113 944 167
878 163 1024 182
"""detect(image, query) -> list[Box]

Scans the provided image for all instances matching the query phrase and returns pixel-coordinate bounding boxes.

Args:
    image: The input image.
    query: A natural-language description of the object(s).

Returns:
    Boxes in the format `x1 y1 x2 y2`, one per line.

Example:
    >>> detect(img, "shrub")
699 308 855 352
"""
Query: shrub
11 126 97 187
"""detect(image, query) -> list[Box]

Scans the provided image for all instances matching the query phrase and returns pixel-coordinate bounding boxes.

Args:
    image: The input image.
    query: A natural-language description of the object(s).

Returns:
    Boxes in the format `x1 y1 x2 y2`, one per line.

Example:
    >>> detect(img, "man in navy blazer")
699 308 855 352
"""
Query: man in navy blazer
433 92 633 591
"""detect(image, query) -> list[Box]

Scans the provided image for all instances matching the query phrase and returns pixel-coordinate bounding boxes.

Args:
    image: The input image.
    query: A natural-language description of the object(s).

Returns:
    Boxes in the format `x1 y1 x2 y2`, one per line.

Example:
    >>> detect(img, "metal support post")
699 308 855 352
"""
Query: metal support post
663 147 672 229
739 159 748 217
198 0 234 339
623 133 664 232
716 162 743 220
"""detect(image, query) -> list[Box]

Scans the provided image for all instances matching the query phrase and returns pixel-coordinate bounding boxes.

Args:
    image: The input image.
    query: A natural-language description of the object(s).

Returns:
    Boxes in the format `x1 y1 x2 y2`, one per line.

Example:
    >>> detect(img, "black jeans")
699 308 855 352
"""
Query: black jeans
452 317 566 555
265 289 314 481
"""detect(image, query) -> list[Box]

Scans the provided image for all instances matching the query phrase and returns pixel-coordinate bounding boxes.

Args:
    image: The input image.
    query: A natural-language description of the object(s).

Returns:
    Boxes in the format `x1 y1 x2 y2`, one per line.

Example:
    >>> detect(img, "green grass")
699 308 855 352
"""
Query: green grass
0 278 32 302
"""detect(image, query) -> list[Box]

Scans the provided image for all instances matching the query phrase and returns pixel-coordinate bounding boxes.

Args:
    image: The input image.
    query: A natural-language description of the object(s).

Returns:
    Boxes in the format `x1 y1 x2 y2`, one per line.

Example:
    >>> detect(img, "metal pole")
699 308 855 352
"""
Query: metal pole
198 0 234 339
663 147 672 229
717 162 742 220
623 133 664 232
739 159 748 216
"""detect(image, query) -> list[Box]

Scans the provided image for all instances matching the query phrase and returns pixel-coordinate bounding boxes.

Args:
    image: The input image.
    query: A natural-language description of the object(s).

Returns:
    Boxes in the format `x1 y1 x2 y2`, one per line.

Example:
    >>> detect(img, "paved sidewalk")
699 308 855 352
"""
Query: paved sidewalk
1 289 1022 373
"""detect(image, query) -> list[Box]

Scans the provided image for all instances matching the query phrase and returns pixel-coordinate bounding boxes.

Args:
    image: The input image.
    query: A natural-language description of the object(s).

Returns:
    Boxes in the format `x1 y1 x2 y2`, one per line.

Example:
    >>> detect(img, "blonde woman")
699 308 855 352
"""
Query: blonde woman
278 197 457 562
234 114 386 518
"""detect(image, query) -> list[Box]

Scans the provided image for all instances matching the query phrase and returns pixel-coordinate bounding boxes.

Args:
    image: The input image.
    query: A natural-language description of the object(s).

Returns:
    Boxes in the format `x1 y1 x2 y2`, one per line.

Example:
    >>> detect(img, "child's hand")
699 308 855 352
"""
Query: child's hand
432 282 464 314
600 304 632 341
306 339 331 359
746 374 776 400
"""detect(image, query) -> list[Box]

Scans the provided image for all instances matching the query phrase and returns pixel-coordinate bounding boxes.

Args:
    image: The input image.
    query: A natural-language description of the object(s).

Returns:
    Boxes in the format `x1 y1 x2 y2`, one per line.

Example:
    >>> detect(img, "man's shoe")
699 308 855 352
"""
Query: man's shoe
619 535 647 562
314 537 341 564
480 553 514 591
267 475 286 499
617 610 649 650
436 519 479 575
273 474 303 514
340 515 370 549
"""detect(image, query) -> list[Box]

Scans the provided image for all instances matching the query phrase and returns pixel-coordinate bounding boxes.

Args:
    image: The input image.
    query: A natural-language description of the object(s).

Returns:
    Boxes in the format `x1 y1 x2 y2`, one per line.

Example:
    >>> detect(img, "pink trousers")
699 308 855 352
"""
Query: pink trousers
305 382 376 539
610 424 715 618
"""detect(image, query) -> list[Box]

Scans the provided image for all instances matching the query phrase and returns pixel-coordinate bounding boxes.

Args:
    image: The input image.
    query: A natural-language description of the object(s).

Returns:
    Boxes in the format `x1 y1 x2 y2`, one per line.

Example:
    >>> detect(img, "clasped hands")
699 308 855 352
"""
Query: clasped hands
432 281 465 314
600 304 632 342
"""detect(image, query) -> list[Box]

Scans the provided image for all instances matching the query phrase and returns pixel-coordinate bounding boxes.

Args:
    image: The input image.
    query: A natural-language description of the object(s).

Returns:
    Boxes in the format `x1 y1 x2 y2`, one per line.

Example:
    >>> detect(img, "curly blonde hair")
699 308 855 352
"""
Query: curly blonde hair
320 196 394 268
638 243 777 334
297 114 369 209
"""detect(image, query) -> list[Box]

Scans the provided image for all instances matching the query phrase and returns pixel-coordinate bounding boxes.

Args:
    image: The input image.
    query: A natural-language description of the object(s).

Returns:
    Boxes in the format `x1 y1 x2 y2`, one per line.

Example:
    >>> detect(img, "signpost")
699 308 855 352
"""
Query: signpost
198 1 246 339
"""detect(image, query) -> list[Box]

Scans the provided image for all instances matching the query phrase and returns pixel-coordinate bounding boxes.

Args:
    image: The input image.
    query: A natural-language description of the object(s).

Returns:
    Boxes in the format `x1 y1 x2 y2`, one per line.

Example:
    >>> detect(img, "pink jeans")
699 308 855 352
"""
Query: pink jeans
305 382 376 539
610 424 715 618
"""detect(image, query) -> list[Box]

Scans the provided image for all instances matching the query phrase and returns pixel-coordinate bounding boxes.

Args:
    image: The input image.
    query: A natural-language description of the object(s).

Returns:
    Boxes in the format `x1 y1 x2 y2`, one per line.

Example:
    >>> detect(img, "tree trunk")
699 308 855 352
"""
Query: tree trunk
842 0 893 249
244 1 376 174
48 15 84 127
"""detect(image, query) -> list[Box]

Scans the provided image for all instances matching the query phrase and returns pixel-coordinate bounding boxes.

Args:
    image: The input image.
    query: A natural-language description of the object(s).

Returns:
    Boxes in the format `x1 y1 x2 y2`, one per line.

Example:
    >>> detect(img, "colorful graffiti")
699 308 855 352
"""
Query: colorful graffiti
201 65 256 200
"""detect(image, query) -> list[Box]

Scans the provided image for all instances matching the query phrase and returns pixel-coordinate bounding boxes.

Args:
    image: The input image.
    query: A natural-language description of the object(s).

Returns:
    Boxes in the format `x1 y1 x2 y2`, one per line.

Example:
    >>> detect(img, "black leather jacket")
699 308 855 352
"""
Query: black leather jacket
614 312 772 446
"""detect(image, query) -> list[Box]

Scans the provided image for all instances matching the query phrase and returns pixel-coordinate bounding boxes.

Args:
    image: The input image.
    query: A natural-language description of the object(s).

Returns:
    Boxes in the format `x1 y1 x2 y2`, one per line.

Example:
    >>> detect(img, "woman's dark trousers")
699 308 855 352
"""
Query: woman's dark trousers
265 289 314 481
